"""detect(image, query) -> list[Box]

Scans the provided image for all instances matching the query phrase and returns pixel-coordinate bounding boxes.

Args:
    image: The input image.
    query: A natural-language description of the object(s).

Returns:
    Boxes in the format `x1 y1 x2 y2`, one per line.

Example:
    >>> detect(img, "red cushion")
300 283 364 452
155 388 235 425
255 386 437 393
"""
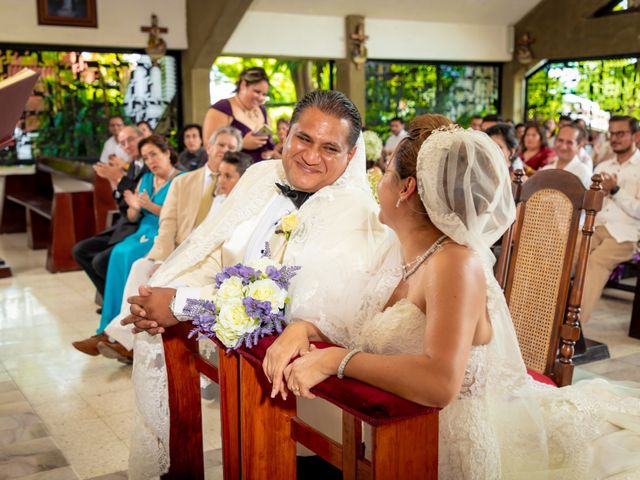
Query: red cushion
527 368 558 387
238 336 438 427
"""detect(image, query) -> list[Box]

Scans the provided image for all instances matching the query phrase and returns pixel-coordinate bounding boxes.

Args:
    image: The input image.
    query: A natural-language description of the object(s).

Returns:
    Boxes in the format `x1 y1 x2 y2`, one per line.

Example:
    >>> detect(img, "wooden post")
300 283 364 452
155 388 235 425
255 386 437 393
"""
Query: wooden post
239 356 297 479
370 414 439 479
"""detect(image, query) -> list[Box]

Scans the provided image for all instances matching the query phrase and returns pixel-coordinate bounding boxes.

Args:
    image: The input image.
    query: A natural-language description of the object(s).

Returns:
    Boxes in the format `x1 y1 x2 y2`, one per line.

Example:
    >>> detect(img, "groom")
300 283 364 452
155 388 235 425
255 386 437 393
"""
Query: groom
123 89 388 346
123 91 390 477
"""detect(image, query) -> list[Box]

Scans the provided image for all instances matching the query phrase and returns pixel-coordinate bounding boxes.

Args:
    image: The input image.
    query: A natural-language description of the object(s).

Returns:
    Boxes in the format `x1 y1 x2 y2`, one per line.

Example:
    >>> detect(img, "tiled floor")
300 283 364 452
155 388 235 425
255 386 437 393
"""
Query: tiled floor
1 231 640 479
0 233 221 479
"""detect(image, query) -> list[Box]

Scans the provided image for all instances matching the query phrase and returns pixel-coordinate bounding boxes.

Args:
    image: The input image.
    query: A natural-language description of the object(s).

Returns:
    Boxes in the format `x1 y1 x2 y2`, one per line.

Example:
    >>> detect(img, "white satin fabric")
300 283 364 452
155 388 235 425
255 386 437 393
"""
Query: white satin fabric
128 134 394 478
345 127 640 479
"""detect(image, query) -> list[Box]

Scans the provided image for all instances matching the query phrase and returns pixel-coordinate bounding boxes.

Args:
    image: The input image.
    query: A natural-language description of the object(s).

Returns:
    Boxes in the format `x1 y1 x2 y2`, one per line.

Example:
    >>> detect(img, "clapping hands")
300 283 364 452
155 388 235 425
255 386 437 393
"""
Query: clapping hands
123 190 154 211
601 172 618 194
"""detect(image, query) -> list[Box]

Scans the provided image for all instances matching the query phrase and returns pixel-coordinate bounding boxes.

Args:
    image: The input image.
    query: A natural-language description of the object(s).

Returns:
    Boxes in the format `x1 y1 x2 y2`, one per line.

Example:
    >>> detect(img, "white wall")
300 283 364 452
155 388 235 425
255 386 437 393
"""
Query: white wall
223 11 511 62
0 0 187 50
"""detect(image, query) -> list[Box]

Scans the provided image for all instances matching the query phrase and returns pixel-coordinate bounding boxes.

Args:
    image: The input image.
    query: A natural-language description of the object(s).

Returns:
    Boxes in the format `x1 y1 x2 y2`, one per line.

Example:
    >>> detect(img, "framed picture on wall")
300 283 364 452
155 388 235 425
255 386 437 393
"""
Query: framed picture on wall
37 0 97 28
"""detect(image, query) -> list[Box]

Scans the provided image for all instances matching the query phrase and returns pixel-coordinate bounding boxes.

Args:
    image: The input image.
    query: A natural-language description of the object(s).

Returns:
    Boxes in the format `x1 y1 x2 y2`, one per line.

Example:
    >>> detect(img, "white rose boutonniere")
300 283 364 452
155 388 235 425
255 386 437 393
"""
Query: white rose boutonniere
276 213 300 241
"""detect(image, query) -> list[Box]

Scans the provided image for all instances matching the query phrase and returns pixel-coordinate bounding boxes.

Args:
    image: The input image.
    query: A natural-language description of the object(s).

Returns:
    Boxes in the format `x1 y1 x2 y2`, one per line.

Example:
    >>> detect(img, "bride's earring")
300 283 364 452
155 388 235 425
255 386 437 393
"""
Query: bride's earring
395 197 402 208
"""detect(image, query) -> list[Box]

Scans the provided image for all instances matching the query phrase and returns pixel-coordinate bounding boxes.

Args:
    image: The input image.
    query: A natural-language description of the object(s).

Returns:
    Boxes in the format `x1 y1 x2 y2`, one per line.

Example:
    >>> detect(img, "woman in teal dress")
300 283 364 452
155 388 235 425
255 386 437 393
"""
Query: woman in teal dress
97 135 182 333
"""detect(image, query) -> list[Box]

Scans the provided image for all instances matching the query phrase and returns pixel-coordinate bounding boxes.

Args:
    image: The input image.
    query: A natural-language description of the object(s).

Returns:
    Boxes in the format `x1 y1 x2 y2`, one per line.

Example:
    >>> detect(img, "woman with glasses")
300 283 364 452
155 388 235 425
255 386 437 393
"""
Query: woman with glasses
203 67 274 163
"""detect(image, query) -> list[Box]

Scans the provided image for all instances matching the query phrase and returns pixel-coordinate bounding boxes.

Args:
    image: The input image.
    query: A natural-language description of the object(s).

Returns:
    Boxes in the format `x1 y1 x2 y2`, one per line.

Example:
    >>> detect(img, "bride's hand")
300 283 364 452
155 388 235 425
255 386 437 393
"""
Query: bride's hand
263 322 310 399
283 345 345 399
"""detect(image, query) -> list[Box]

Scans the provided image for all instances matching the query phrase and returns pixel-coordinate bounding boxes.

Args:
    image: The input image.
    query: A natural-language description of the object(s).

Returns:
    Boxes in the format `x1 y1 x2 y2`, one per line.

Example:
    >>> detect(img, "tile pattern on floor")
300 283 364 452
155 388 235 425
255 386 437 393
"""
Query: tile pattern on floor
2 229 640 478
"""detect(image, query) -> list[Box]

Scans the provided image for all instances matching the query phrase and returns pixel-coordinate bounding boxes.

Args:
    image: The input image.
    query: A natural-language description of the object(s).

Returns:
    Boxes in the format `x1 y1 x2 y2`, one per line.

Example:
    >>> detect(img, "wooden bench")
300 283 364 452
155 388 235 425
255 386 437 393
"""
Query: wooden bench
2 159 97 272
162 324 438 479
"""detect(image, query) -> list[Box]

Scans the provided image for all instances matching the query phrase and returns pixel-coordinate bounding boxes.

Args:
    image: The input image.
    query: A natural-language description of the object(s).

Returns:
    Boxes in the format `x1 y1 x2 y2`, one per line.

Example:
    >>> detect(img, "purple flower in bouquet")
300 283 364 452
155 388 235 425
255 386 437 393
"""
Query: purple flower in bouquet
184 253 301 349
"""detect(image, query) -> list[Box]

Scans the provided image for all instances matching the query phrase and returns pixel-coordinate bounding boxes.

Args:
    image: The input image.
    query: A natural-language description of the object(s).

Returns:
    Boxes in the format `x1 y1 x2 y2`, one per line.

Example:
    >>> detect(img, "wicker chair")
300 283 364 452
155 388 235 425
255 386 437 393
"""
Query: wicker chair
495 169 604 387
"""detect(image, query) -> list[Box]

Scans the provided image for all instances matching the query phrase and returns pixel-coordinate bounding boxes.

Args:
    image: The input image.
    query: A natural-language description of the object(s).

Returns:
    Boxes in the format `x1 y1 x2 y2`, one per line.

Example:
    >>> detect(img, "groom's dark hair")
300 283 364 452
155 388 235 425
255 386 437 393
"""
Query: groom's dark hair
290 90 362 148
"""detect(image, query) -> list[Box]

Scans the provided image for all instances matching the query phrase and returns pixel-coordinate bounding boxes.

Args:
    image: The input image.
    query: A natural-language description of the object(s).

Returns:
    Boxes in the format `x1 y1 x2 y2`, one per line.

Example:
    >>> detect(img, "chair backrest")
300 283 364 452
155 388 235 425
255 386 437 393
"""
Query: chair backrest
495 169 603 386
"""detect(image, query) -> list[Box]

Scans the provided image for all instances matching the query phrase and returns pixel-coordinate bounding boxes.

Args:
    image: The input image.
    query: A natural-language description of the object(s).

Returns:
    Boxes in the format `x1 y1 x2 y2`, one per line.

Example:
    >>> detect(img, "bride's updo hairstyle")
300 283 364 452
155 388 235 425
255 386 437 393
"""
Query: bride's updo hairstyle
393 114 453 180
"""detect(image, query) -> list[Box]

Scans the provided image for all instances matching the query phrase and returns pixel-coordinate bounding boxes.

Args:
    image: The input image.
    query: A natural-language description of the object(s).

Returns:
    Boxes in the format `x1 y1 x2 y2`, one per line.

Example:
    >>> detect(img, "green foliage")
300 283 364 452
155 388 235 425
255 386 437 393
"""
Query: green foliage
526 57 640 121
365 61 499 138
1 49 127 159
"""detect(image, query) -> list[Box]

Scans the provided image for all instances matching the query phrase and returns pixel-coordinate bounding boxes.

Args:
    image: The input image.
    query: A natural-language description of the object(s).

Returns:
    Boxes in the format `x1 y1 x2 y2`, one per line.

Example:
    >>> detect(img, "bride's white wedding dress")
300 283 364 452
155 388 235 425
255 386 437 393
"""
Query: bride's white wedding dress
354 295 640 479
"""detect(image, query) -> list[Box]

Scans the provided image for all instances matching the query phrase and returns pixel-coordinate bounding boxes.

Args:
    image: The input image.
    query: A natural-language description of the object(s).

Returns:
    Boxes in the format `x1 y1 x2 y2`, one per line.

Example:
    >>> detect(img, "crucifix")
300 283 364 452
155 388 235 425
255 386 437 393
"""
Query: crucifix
141 14 168 65
350 22 368 70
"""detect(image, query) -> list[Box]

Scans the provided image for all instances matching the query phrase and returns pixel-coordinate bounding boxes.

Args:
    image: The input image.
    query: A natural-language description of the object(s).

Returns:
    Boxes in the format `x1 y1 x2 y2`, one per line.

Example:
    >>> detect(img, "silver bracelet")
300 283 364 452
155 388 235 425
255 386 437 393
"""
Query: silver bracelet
337 349 362 379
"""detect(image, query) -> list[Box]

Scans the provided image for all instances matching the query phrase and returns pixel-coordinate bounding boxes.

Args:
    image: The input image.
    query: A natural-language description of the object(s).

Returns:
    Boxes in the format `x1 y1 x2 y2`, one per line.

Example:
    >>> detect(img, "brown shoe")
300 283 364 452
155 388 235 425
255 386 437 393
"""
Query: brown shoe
72 333 109 356
97 340 133 365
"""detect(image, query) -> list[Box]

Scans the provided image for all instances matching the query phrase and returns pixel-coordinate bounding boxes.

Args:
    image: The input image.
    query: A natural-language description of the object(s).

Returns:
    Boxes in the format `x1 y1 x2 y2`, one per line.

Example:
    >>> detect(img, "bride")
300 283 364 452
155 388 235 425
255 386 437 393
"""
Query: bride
263 117 640 479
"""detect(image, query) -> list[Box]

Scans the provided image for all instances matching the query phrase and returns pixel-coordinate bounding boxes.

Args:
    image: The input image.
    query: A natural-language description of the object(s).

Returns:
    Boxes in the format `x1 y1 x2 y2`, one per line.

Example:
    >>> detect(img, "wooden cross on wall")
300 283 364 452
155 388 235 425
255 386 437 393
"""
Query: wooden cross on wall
141 14 168 37
141 14 168 65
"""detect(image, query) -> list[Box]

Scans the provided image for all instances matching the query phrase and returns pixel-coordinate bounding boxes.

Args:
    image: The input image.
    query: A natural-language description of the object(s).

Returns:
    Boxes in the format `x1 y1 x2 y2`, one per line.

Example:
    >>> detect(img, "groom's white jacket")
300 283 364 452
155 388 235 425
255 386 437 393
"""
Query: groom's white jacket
151 156 389 344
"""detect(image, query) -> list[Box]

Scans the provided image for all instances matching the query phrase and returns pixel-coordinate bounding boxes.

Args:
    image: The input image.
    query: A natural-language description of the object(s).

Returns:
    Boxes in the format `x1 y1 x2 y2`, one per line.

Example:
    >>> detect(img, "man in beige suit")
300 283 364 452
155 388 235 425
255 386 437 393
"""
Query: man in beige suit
97 127 245 361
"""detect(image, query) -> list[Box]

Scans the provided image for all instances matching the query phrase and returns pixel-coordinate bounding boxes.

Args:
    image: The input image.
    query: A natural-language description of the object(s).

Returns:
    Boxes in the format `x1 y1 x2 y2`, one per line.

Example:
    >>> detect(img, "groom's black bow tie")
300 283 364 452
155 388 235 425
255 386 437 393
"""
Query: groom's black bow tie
275 183 313 209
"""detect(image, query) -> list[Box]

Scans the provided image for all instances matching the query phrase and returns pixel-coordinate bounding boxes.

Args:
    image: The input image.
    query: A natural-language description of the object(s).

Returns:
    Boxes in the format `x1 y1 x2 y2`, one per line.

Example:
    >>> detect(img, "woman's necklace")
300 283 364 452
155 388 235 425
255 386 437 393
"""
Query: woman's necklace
154 167 176 191
234 96 260 122
402 234 448 281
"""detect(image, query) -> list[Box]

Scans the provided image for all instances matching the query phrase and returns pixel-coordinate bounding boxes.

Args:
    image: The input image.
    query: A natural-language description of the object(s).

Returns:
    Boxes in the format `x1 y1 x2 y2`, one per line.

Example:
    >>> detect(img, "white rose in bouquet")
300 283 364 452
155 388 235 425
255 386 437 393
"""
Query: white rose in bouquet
246 278 287 313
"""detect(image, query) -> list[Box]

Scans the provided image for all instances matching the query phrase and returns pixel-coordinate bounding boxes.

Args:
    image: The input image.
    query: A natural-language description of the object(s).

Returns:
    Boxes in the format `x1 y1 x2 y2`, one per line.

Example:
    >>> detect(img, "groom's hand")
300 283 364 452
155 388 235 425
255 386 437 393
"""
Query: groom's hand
263 322 310 400
121 286 178 335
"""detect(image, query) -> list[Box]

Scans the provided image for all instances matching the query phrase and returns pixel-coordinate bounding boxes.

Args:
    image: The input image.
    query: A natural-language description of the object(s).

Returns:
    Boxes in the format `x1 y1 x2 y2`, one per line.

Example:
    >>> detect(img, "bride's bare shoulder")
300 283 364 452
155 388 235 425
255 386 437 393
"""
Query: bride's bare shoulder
427 242 485 280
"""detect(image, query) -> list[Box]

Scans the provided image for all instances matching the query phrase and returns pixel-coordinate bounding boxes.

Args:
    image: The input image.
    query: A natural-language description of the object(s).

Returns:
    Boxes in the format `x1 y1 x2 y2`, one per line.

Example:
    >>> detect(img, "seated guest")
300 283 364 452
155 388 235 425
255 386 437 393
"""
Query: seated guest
73 126 146 309
263 117 290 160
572 119 594 170
98 147 250 362
541 123 592 188
514 122 525 144
73 134 182 355
177 124 207 171
469 115 483 131
136 120 153 138
519 122 557 173
383 117 408 157
558 114 573 129
480 113 503 131
485 123 524 174
99 115 127 164
203 67 274 163
581 115 640 324
543 117 557 146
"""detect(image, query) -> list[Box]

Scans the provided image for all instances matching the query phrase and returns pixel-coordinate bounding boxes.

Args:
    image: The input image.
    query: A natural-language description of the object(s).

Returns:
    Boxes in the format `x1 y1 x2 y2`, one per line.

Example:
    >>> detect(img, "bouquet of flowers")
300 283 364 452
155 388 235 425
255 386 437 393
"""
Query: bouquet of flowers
184 247 301 350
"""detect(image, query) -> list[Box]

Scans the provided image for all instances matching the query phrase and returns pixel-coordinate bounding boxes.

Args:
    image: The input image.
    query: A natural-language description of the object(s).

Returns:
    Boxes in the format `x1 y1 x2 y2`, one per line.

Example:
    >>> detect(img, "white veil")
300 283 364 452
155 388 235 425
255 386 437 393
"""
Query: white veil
416 127 556 477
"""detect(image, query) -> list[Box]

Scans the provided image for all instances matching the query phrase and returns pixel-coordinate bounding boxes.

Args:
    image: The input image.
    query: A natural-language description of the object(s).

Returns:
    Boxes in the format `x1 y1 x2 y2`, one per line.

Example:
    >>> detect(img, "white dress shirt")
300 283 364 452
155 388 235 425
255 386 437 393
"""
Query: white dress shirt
99 136 128 164
384 129 408 152
173 194 295 313
594 149 640 243
541 156 592 189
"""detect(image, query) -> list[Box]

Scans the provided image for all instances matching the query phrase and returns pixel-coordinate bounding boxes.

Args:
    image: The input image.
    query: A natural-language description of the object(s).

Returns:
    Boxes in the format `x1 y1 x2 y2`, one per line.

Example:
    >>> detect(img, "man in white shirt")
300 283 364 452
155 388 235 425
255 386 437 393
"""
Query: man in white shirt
383 117 408 156
542 124 592 188
99 115 128 164
582 115 640 323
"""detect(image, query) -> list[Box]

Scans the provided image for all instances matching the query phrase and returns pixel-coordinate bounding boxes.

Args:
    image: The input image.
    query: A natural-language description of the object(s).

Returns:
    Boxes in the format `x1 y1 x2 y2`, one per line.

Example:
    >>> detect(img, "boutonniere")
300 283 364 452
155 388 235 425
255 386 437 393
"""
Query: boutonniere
275 213 299 241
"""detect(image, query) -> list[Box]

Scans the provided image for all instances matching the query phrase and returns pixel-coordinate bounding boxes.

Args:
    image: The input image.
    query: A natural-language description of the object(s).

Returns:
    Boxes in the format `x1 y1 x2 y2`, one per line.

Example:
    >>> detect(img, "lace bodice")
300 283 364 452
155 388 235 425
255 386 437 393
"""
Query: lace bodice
356 298 488 400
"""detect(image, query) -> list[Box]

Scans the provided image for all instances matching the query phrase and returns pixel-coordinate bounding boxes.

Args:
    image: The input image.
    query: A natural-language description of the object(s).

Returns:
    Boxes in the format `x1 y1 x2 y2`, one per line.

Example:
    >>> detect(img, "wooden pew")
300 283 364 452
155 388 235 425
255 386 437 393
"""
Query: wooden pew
236 337 439 480
2 158 97 272
162 322 240 480
162 327 438 479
